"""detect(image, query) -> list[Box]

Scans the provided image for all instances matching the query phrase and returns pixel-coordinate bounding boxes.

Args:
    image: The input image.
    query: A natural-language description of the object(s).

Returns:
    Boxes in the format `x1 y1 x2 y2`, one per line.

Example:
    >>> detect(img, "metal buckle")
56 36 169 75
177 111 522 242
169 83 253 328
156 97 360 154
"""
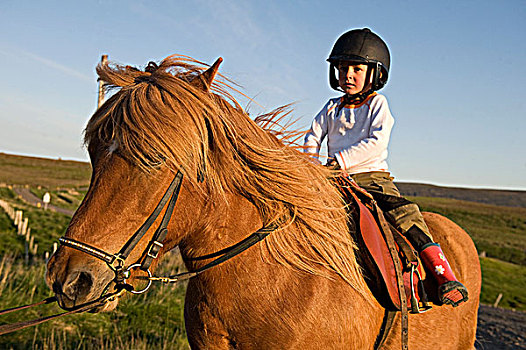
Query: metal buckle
108 255 126 272
147 241 163 259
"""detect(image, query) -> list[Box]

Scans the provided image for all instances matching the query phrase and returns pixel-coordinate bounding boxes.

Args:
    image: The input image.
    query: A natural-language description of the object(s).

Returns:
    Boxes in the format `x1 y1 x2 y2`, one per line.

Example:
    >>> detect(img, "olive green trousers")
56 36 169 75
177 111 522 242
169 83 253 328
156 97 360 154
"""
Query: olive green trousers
350 171 432 241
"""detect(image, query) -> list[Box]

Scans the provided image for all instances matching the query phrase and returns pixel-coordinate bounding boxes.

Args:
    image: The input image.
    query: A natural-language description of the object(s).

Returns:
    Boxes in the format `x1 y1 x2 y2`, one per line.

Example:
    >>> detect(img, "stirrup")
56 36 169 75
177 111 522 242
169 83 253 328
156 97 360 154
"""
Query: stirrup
409 264 432 314
439 281 468 307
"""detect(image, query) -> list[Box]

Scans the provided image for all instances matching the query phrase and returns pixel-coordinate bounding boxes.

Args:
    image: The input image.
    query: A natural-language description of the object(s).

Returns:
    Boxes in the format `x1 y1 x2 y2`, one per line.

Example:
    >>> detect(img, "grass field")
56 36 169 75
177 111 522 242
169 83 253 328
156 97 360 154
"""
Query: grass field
412 196 526 266
0 152 525 348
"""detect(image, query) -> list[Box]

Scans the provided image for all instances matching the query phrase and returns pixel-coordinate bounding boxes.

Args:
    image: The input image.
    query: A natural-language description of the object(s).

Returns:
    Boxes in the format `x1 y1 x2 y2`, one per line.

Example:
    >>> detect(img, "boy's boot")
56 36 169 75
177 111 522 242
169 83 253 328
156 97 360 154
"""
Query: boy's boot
419 243 469 307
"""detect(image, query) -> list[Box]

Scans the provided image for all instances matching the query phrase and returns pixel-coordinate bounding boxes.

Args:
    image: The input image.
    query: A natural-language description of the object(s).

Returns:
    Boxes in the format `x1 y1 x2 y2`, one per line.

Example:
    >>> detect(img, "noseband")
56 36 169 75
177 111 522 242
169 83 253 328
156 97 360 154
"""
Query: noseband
59 170 184 293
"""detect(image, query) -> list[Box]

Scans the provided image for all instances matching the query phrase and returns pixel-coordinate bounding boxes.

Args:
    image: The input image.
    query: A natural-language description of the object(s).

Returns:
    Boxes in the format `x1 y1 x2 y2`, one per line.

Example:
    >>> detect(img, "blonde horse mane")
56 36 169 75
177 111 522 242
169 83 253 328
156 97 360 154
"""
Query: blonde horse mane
84 55 367 293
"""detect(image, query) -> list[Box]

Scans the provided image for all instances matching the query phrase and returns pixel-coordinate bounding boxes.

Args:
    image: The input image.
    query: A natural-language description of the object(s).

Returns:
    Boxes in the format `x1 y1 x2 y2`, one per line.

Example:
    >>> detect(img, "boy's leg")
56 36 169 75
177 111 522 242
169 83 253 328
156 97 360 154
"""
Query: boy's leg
350 172 432 246
350 172 468 306
419 243 469 306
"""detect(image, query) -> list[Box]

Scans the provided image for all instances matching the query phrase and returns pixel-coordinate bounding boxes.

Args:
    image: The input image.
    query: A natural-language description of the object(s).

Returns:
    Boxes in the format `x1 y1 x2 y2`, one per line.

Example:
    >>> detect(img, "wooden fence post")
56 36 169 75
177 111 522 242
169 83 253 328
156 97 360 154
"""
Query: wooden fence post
14 210 22 226
493 293 503 307
0 199 42 263
21 217 28 236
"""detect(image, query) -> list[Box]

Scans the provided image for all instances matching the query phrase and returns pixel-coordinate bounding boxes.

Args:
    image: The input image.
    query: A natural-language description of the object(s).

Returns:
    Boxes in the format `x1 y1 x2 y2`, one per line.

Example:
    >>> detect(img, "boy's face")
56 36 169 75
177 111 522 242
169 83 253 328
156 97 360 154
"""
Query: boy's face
337 62 370 96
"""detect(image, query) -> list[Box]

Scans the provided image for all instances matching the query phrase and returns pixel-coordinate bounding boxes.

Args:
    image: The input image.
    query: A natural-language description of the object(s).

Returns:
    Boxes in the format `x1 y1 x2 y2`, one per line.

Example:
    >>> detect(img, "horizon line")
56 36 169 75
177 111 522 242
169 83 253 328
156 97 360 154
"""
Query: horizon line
1 150 525 192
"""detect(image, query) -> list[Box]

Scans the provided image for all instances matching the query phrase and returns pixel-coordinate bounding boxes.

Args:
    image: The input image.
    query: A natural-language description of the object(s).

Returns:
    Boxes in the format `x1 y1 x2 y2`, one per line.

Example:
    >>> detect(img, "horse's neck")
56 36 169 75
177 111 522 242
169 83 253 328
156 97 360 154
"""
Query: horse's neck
179 191 262 263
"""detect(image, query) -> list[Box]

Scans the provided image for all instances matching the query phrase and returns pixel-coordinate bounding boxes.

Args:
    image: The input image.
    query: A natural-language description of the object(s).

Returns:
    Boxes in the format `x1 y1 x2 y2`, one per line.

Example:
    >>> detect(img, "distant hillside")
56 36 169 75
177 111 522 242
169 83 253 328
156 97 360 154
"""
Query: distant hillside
0 152 91 188
396 182 526 209
1 152 524 208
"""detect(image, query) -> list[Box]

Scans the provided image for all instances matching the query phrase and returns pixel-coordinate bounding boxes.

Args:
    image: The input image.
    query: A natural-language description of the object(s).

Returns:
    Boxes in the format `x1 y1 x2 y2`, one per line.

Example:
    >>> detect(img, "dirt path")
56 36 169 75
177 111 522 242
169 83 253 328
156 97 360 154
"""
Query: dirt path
13 187 75 216
476 304 526 349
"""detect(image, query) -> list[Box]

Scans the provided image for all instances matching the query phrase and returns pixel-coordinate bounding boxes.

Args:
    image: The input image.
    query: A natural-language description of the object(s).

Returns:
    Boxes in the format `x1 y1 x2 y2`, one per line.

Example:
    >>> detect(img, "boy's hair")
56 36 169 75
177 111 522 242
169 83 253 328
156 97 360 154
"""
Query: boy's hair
328 28 390 92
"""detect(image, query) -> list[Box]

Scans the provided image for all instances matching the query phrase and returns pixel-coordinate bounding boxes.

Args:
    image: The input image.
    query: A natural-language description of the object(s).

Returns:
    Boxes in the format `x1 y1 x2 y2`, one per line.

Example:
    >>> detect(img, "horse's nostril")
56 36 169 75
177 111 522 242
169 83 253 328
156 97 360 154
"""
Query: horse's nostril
63 271 94 300
52 281 63 295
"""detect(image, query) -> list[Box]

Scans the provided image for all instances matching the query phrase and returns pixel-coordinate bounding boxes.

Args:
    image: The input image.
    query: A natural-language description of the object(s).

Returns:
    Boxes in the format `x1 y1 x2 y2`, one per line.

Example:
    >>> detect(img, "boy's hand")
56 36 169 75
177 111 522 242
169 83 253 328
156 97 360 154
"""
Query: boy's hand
325 159 341 171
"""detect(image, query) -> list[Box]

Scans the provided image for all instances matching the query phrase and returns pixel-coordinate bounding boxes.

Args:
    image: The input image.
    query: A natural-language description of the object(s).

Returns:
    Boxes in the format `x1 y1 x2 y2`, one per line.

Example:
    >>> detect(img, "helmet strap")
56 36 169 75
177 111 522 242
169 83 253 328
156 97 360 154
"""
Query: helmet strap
340 64 375 105
371 62 382 90
341 89 374 107
329 64 340 91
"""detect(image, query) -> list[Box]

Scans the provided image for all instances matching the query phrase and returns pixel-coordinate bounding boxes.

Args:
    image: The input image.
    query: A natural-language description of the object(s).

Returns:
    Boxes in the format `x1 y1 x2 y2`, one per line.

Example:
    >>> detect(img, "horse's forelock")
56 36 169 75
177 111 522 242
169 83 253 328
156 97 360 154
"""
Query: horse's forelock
85 58 218 176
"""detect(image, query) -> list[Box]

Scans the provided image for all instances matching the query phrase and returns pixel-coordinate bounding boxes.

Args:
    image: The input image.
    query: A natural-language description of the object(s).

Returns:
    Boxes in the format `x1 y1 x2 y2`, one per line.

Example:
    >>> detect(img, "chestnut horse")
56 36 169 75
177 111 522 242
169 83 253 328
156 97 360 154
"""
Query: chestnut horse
46 56 481 349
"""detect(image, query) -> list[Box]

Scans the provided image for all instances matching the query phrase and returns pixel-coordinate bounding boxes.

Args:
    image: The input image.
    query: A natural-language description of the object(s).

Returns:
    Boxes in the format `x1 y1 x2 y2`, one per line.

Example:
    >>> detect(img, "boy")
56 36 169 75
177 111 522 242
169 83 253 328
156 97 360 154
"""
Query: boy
304 28 468 307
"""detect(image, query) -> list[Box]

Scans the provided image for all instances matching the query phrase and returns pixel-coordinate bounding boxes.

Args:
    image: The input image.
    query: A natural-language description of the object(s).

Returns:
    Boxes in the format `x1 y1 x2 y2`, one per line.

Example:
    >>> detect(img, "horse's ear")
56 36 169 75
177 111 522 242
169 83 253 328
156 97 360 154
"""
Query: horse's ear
192 57 223 92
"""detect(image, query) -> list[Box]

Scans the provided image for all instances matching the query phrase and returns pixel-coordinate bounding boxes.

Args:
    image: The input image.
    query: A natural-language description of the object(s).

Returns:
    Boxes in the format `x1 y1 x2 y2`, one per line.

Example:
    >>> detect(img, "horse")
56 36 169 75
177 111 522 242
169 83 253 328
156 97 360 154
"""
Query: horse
45 55 481 349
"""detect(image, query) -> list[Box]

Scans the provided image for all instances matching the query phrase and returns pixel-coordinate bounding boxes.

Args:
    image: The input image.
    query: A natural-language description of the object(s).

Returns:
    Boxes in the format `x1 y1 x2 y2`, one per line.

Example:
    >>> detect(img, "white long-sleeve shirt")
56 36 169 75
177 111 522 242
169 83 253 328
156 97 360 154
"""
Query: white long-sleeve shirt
304 93 394 174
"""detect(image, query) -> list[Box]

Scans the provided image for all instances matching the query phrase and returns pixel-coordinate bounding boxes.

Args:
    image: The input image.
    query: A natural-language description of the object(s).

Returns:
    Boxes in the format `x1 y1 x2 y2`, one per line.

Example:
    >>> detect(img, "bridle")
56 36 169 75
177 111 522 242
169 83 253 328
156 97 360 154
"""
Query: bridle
58 169 278 293
59 170 184 294
0 169 276 335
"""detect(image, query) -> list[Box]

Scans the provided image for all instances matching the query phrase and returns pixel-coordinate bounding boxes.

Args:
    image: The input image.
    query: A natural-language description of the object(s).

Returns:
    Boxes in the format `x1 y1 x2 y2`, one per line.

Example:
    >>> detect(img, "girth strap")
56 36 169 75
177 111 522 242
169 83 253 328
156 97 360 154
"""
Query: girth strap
374 309 397 350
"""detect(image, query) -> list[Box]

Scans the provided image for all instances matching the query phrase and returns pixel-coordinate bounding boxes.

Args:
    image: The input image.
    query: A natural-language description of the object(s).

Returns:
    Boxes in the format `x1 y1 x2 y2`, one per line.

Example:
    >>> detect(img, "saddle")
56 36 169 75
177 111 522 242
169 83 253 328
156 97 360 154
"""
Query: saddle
334 176 432 314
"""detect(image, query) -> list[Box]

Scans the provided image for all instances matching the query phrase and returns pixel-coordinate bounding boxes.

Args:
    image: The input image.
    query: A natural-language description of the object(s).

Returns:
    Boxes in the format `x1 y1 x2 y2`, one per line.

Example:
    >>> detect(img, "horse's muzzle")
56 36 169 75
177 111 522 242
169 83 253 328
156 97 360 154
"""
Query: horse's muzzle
46 251 116 311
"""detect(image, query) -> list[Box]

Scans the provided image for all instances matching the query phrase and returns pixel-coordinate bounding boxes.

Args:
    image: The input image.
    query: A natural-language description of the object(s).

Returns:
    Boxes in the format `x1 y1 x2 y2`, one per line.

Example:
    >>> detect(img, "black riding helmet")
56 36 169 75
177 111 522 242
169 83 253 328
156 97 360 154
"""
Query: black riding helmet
328 28 390 93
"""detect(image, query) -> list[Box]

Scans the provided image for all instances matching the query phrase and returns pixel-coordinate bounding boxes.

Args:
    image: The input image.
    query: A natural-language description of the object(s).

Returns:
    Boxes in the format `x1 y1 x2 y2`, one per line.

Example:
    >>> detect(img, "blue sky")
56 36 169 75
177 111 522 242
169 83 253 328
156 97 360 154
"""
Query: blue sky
1 1 525 190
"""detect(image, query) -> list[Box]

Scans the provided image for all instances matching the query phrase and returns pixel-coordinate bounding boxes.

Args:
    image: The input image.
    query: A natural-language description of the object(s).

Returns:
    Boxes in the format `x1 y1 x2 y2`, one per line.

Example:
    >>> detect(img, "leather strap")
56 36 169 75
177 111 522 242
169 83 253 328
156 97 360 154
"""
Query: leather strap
119 171 183 260
374 309 397 350
373 201 409 350
59 237 116 264
391 227 418 267
139 222 278 283
59 171 184 277
140 171 184 270
0 289 123 336
0 297 56 316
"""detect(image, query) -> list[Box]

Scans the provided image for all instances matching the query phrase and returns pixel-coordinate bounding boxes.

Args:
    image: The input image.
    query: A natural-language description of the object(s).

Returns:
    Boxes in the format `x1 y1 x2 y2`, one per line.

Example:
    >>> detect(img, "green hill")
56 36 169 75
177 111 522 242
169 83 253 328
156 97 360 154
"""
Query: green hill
0 152 91 188
397 182 526 209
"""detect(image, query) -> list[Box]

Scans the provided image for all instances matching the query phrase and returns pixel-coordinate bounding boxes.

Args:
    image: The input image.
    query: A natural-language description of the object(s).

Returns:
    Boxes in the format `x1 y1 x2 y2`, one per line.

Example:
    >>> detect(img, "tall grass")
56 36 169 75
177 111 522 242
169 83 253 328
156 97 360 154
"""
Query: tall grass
480 257 526 310
0 253 189 349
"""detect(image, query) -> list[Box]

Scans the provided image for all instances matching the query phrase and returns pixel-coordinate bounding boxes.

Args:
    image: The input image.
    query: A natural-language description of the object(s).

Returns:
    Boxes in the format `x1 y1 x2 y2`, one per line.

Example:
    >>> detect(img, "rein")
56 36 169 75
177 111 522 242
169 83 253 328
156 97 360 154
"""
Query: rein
0 288 126 336
0 170 277 335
